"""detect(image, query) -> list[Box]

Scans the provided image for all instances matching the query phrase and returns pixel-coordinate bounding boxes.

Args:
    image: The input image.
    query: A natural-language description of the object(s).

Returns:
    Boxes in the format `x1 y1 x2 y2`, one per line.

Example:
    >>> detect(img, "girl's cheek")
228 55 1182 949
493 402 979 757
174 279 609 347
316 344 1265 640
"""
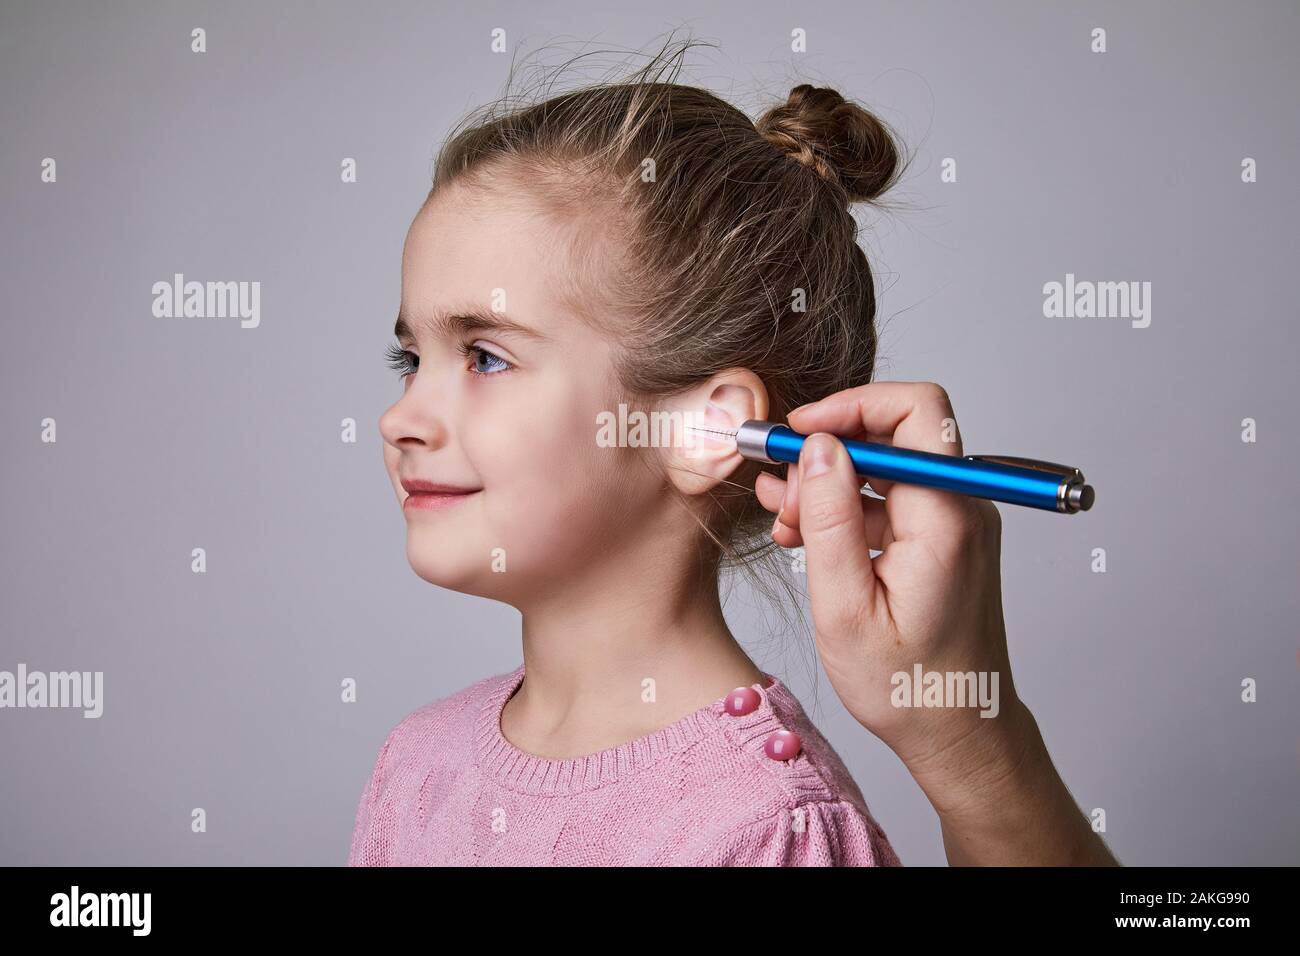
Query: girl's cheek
468 373 604 477
463 424 541 478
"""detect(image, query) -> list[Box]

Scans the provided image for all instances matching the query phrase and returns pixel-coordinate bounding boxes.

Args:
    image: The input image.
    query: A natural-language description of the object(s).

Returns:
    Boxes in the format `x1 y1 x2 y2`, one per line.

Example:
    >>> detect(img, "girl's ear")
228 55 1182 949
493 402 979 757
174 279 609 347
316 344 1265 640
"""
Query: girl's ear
663 368 768 496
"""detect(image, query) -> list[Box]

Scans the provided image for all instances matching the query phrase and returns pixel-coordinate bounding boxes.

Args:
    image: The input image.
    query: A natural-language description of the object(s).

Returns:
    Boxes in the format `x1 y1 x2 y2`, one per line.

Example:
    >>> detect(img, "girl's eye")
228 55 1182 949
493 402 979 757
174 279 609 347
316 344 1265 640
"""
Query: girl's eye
384 342 418 378
457 342 514 377
383 340 515 380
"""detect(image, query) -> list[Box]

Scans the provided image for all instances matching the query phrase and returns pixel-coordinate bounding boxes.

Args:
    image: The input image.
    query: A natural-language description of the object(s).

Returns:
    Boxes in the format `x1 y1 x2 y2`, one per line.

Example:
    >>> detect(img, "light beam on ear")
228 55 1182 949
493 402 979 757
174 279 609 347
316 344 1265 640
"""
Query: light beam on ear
685 424 738 440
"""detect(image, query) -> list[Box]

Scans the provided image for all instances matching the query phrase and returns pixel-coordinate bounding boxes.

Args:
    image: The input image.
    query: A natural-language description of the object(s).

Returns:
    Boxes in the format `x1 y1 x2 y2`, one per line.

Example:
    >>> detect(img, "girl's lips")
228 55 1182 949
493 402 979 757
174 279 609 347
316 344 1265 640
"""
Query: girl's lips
402 488 481 512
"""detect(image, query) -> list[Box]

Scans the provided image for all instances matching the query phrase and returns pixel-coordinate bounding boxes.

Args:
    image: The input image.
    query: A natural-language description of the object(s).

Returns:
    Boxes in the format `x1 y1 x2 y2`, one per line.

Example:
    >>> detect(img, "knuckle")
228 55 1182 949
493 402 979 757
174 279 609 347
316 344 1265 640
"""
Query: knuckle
804 494 853 534
952 502 990 544
814 599 862 638
959 501 1002 549
922 381 953 410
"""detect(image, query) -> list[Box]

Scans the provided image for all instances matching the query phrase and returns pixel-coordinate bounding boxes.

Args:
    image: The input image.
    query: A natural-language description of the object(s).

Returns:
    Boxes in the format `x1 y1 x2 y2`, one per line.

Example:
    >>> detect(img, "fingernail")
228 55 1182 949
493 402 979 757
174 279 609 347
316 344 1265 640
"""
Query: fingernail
789 402 813 416
803 433 836 477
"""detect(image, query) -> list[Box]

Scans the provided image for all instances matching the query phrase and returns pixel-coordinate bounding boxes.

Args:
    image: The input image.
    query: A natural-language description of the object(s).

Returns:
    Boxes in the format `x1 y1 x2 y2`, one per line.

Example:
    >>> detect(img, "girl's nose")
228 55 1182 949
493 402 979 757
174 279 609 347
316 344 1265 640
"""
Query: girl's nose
379 375 451 450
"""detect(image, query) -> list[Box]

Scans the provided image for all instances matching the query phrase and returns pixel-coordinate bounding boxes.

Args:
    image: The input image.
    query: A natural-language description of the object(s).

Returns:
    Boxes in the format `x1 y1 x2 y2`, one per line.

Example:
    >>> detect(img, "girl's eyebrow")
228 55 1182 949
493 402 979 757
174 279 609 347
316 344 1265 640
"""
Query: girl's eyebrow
393 306 549 344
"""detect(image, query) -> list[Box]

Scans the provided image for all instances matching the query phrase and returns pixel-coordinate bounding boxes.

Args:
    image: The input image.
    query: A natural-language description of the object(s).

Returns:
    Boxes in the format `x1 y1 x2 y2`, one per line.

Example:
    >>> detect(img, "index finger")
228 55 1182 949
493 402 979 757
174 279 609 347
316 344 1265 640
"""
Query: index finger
790 382 964 455
787 381 978 542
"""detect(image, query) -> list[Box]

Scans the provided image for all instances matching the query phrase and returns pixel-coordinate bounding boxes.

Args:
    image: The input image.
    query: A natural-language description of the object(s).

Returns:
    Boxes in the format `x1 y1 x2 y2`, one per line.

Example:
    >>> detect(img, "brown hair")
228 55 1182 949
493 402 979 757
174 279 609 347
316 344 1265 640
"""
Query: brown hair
427 36 910 613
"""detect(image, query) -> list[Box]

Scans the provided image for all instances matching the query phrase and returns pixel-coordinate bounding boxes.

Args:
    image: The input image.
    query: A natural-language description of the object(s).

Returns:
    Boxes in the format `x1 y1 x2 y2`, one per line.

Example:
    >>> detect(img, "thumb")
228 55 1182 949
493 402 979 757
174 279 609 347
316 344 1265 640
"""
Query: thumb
797 433 878 630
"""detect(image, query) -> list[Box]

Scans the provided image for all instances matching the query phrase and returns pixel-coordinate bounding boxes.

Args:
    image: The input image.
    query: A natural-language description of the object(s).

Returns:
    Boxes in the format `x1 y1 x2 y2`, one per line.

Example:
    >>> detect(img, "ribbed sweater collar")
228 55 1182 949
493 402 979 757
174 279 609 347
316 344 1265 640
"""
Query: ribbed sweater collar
473 664 796 796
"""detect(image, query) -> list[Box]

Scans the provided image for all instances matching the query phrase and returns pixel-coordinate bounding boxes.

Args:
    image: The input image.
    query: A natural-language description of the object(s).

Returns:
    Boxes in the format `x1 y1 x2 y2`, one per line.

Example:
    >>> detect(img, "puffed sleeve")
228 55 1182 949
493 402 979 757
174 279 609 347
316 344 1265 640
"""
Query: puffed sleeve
345 727 400 867
691 800 903 867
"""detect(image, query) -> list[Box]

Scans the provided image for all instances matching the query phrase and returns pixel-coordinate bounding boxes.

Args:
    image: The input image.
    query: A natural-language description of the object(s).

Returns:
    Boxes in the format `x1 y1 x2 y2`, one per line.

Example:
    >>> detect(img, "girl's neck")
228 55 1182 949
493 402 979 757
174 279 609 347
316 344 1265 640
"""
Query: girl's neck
503 576 764 761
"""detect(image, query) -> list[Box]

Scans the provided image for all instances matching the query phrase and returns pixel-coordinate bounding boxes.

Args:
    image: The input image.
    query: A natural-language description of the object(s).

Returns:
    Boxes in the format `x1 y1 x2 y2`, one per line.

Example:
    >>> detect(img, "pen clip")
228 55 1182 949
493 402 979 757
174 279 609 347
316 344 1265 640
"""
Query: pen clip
964 454 1084 481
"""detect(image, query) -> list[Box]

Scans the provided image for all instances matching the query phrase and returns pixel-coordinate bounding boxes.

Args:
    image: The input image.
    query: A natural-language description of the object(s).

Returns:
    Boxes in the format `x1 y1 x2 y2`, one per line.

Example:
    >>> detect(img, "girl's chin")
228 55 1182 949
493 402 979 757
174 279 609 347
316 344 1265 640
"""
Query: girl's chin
405 545 498 592
408 565 487 595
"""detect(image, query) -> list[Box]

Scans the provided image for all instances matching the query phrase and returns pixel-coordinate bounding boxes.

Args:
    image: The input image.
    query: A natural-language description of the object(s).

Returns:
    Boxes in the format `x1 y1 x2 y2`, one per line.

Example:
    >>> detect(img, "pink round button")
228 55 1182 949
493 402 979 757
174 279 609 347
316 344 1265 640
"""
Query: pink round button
724 686 761 716
764 730 802 761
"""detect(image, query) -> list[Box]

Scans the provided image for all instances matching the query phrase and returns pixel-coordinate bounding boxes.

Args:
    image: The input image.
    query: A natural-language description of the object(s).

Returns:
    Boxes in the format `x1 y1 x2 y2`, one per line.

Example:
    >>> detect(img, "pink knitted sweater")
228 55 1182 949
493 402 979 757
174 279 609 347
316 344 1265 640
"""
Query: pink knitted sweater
346 664 902 866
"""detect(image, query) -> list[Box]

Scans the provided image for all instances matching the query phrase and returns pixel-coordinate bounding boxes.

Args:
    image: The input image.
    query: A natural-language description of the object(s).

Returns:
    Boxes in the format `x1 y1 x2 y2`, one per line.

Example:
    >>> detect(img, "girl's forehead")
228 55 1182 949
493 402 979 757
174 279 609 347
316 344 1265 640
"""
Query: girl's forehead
403 200 566 328
402 184 608 346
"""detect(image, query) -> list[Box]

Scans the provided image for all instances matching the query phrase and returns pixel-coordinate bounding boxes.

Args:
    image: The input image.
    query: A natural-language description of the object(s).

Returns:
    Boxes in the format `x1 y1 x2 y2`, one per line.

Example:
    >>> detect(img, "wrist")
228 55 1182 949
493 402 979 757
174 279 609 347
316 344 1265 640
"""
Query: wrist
912 698 1116 866
901 693 1044 820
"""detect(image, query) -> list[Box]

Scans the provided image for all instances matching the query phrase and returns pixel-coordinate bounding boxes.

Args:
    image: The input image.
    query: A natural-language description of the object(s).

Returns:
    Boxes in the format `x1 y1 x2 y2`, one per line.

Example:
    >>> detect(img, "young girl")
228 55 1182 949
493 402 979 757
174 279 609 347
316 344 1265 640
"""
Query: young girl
348 43 909 866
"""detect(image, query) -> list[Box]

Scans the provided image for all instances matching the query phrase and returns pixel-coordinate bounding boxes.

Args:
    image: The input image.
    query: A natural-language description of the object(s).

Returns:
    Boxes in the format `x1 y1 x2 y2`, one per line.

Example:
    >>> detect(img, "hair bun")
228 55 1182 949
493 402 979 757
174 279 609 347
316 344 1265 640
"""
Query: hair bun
756 84 902 204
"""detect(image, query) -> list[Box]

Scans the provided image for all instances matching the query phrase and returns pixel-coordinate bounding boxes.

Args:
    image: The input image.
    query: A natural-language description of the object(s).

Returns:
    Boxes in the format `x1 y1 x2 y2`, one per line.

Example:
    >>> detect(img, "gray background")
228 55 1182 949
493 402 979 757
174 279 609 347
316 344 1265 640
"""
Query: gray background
2 0 1296 865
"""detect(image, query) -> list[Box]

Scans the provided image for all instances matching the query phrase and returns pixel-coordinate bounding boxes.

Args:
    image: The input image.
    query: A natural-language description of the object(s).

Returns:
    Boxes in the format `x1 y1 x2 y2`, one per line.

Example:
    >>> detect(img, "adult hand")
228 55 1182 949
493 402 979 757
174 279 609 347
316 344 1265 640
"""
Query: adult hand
753 381 1117 865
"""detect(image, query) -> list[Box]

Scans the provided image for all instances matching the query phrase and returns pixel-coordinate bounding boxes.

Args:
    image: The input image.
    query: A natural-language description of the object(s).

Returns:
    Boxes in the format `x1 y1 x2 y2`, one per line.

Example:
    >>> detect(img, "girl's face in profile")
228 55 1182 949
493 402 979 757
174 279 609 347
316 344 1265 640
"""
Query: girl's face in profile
379 181 660 601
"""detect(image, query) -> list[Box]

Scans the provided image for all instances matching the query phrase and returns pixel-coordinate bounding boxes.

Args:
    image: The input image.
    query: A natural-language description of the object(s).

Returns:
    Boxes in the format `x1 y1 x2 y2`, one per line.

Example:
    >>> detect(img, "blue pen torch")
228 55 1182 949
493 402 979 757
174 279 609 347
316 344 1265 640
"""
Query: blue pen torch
695 421 1095 514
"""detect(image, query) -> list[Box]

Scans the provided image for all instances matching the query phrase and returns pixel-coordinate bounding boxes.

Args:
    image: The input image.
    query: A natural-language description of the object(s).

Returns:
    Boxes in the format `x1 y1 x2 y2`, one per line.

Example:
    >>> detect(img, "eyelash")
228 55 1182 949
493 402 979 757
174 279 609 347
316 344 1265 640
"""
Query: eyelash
383 341 515 378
